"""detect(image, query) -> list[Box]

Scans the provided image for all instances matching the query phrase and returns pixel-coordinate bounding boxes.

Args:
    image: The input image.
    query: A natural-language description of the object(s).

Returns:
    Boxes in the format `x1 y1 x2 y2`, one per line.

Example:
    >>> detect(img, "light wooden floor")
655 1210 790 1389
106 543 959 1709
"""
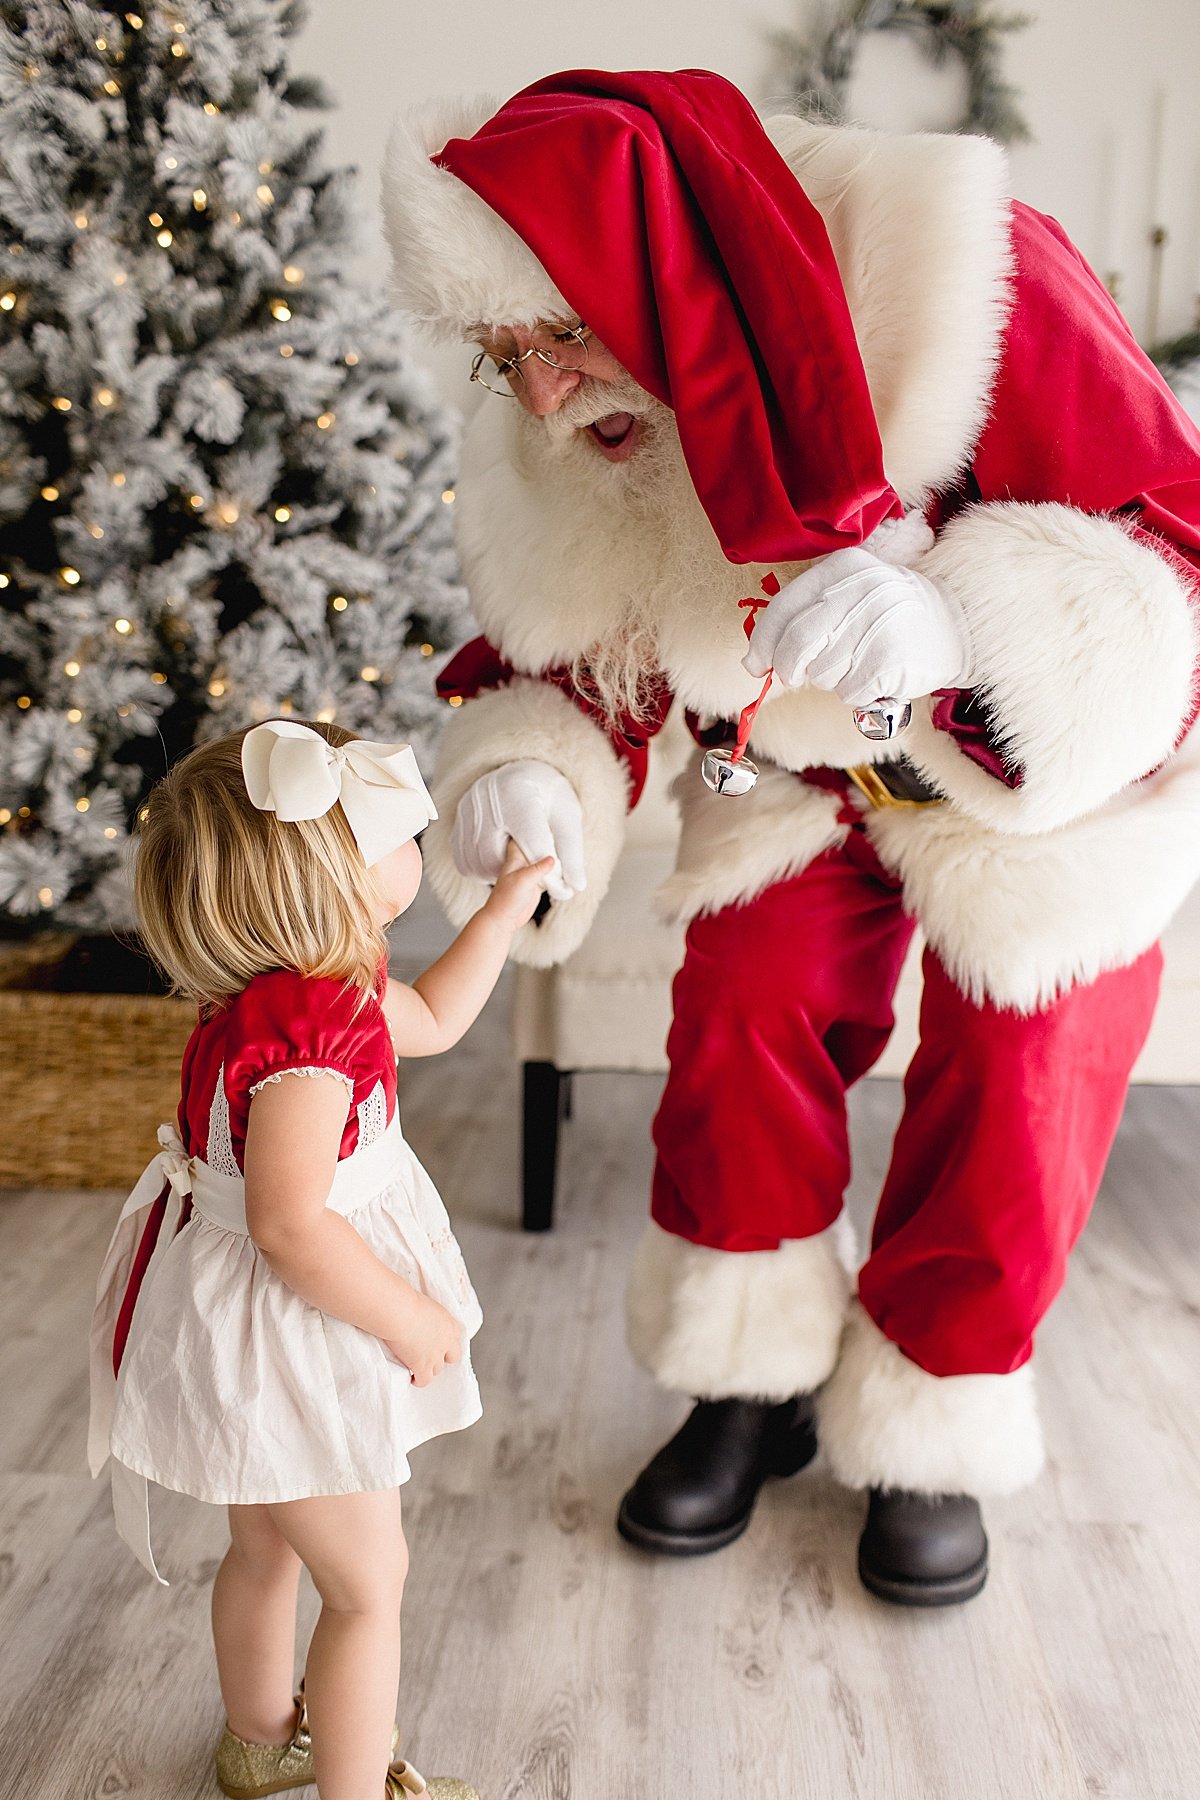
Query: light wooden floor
3 940 1200 1798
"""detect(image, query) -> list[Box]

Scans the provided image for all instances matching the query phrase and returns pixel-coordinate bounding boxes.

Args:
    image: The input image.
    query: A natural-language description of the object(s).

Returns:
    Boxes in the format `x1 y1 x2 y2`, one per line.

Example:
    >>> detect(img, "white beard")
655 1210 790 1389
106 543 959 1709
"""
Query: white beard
521 373 703 725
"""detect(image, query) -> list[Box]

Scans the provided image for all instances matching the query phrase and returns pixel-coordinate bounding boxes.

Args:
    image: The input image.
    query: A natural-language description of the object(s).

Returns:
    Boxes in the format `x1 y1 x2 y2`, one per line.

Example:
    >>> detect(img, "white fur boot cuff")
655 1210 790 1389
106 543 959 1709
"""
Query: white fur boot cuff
625 1219 855 1402
817 1301 1046 1497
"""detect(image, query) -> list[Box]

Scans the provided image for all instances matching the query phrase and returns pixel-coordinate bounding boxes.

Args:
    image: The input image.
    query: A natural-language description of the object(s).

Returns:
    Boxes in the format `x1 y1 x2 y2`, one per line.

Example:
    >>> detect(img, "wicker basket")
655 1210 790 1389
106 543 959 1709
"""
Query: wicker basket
0 942 194 1189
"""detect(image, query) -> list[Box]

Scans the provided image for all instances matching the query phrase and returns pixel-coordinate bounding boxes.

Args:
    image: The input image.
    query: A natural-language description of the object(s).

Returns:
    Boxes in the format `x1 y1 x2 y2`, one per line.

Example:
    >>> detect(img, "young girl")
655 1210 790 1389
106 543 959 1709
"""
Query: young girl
89 718 553 1800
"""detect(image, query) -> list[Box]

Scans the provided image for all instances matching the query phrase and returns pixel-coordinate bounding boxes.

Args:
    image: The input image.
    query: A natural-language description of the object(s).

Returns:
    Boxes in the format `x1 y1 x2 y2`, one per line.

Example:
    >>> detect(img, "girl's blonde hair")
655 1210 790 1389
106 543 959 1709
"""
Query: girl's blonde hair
134 721 389 1011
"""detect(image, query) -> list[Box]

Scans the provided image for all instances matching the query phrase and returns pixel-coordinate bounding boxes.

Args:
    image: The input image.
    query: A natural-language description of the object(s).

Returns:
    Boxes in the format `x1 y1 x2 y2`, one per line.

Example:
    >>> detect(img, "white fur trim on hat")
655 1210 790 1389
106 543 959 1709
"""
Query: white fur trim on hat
382 96 570 342
626 1218 855 1401
818 1301 1045 1496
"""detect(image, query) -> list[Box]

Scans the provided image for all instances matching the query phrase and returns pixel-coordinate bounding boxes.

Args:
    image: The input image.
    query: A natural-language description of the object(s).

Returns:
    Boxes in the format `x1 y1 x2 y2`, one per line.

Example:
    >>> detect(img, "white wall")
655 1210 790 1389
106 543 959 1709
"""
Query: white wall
293 0 1200 405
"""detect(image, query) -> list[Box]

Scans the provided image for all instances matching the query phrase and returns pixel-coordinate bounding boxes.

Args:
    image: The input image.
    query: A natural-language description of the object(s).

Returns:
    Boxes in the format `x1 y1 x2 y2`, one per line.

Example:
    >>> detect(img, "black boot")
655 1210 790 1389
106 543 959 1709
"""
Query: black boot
616 1395 818 1556
857 1488 988 1606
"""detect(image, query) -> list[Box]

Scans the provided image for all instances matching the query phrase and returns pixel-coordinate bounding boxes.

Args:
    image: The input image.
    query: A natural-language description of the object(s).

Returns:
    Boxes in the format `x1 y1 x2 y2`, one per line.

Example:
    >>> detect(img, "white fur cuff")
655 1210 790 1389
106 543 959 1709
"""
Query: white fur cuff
818 1302 1045 1496
626 1219 855 1401
424 680 630 968
904 503 1199 835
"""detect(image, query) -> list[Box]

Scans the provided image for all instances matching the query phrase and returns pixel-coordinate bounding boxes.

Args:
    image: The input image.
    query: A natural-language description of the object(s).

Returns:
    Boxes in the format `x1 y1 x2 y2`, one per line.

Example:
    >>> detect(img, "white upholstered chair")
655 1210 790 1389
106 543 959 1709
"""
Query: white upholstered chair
512 727 1200 1229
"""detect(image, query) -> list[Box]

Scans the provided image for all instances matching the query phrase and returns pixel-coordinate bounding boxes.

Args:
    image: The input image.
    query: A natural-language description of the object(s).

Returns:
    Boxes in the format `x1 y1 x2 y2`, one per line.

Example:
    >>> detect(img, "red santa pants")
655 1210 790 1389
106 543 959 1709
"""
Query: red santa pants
650 822 1162 1378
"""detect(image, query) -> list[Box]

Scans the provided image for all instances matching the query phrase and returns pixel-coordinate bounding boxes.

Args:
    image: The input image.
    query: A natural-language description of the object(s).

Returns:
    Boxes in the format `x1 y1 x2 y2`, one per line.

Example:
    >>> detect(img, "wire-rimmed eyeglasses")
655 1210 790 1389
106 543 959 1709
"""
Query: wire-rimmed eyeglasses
469 321 591 397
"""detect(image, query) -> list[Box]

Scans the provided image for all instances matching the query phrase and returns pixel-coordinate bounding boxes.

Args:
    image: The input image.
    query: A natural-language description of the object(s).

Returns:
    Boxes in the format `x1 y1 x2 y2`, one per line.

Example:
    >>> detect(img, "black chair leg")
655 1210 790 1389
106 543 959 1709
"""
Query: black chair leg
522 1061 570 1231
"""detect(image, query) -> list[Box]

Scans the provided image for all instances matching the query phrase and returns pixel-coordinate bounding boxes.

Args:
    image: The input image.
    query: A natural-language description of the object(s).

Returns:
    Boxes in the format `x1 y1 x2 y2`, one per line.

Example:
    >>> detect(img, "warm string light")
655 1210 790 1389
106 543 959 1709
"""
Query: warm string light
193 189 207 211
74 211 89 230
330 594 348 611
279 344 294 358
282 264 303 285
274 505 291 522
148 212 163 228
441 489 456 504
16 696 31 709
114 617 133 634
51 396 72 412
270 299 291 321
344 351 359 366
102 79 120 96
95 387 115 406
67 708 83 723
112 471 126 486
64 660 80 677
60 566 81 586
40 484 59 501
256 184 274 206
0 291 16 311
315 412 334 430
419 643 434 657
216 501 240 525
360 666 380 682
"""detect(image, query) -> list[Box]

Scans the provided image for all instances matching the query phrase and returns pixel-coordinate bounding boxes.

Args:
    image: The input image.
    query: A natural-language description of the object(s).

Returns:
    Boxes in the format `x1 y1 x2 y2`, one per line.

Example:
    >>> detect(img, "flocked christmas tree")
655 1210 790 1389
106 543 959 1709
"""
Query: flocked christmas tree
0 0 471 933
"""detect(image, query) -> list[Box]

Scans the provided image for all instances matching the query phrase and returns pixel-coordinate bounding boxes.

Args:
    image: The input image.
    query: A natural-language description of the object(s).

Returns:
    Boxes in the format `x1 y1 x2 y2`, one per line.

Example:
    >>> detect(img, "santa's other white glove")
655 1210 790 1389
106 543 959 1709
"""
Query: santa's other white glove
450 760 586 904
743 521 974 708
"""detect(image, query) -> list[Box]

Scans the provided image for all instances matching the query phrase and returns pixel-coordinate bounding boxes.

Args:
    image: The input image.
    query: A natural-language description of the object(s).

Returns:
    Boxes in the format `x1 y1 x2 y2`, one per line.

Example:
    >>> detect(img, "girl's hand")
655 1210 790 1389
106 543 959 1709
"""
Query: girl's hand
383 1290 463 1387
483 841 558 930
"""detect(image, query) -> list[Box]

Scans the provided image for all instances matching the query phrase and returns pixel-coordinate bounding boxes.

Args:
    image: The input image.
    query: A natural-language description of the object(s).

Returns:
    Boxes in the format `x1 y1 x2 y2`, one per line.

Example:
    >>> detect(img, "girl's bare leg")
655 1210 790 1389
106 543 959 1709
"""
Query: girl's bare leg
268 1489 408 1800
212 1504 304 1744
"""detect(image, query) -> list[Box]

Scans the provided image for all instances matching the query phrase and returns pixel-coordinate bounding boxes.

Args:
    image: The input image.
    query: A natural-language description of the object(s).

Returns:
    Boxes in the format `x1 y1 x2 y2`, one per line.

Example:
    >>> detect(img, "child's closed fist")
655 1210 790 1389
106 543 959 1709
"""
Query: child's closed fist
383 1291 463 1387
484 842 558 929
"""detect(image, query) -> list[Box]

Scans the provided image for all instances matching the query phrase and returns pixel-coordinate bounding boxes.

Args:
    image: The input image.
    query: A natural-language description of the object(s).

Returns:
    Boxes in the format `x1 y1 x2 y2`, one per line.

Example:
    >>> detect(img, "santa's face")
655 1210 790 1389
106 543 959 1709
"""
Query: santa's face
471 324 652 464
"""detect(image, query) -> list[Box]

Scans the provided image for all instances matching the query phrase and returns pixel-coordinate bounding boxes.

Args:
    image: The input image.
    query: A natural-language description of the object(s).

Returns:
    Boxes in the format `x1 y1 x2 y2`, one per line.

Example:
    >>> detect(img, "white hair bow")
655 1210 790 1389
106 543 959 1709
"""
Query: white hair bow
241 720 438 867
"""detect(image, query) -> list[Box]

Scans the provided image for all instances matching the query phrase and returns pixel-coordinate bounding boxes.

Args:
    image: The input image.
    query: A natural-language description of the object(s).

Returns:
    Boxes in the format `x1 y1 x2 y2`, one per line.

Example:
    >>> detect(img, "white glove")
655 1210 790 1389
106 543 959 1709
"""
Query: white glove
742 518 974 708
450 760 586 904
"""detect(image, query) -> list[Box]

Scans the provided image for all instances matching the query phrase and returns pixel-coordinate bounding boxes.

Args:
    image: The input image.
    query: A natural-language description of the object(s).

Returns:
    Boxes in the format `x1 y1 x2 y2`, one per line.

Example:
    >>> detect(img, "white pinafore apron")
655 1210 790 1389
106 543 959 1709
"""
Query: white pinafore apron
89 1112 482 1583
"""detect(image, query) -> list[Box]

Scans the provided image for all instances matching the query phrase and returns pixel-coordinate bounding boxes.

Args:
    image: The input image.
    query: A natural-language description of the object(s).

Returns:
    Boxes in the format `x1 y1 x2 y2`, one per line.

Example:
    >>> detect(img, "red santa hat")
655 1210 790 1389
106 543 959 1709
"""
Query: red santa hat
383 68 902 564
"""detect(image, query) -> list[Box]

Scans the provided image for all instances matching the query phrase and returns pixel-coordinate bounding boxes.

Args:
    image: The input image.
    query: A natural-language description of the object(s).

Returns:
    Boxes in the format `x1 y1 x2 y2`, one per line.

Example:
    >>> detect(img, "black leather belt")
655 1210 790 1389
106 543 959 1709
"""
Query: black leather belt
844 759 943 808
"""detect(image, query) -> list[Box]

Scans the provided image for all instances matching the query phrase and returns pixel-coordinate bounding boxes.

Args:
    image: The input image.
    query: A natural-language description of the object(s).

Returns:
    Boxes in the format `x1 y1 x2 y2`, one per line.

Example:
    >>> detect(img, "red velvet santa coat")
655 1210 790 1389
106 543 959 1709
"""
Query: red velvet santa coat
384 107 1200 1019
382 95 1200 1494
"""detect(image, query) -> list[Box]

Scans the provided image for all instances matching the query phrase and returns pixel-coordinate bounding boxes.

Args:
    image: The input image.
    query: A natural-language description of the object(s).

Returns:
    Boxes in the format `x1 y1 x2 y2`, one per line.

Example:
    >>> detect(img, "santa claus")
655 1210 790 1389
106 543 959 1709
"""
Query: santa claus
382 69 1200 1605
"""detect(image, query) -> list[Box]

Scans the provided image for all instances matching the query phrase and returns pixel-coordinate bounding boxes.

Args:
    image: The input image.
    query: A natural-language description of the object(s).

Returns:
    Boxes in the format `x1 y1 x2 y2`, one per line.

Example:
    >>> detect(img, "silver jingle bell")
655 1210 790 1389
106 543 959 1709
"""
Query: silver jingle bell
700 745 760 796
852 697 913 742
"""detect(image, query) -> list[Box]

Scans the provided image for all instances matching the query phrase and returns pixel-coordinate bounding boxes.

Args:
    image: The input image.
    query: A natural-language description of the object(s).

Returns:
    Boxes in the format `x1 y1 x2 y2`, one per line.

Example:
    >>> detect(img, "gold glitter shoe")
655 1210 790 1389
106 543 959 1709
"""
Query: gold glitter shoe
216 1691 405 1799
385 1760 480 1800
215 1693 314 1798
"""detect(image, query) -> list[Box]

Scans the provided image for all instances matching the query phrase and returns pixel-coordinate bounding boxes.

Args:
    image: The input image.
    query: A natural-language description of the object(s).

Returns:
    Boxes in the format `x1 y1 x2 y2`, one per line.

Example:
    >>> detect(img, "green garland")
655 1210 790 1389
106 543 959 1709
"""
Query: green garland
771 1 1032 145
1150 326 1200 374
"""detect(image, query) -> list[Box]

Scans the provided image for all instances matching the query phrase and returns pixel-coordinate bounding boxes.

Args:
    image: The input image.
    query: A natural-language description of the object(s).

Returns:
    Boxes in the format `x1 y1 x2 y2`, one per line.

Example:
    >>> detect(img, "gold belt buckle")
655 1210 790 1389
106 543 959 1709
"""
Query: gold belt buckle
846 762 942 810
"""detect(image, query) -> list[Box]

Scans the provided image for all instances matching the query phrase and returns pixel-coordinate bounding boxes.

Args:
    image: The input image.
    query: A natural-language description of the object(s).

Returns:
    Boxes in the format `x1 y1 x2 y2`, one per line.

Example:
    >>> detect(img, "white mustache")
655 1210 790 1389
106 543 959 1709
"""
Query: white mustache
541 376 654 441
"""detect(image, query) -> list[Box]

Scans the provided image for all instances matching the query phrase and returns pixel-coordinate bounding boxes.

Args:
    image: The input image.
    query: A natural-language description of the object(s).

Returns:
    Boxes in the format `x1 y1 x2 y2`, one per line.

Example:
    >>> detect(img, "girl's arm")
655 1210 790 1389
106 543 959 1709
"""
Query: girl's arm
384 847 554 1058
243 1073 458 1384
